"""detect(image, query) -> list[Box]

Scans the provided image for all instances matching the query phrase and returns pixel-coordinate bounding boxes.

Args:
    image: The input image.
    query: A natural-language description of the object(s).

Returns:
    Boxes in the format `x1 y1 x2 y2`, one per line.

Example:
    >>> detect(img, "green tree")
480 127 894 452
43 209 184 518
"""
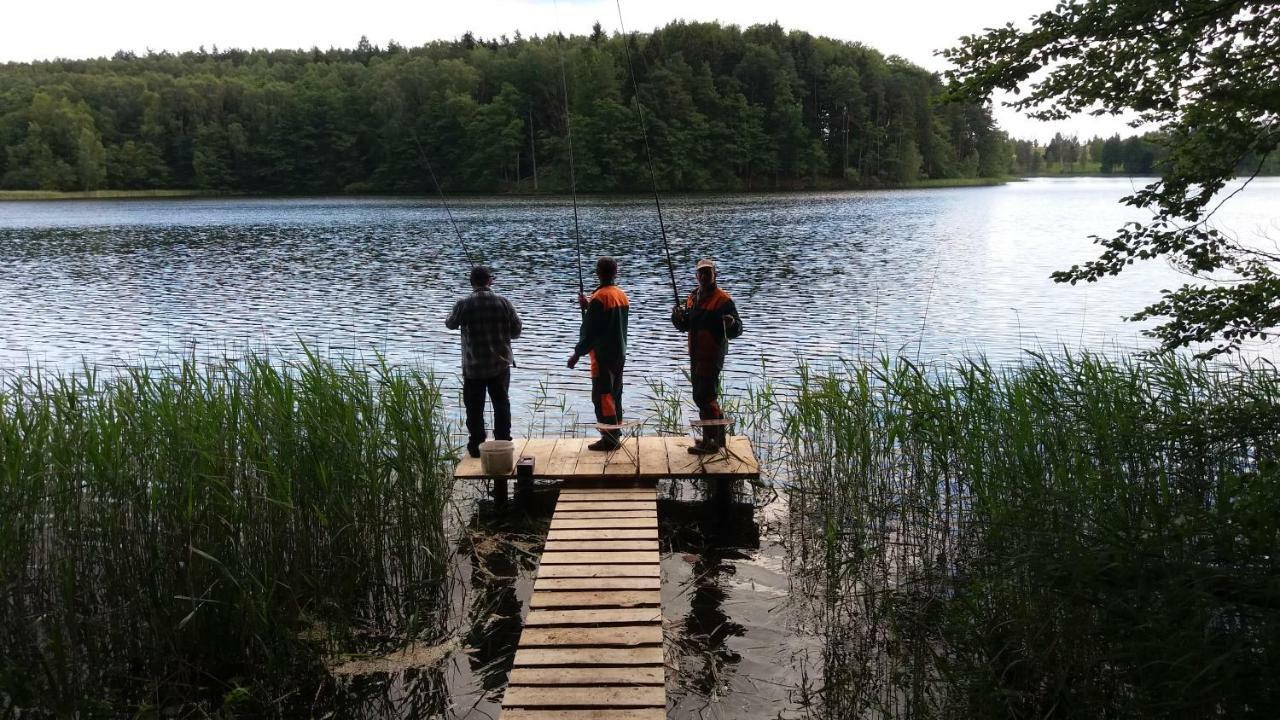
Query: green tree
944 0 1280 356
107 141 171 188
1099 134 1123 173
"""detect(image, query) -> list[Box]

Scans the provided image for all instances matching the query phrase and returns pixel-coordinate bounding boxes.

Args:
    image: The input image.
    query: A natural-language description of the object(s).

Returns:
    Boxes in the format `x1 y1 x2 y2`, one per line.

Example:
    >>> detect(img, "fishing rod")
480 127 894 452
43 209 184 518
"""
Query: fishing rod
408 125 478 268
552 4 588 316
615 0 681 309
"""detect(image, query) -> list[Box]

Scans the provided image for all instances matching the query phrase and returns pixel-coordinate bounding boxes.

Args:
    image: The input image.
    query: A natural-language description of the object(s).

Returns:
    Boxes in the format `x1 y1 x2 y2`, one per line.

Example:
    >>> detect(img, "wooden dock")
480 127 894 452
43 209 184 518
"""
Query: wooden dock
454 435 759 480
457 435 760 718
500 482 666 720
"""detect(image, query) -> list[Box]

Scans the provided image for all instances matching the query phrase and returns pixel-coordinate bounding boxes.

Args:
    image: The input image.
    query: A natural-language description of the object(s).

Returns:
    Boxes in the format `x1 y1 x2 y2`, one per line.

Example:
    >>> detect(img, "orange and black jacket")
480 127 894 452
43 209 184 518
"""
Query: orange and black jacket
672 285 742 373
574 282 630 372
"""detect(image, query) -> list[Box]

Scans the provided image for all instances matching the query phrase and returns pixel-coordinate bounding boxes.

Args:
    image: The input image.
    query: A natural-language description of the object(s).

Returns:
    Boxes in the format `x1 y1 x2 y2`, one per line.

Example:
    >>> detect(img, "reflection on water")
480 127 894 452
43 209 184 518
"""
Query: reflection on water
659 481 821 719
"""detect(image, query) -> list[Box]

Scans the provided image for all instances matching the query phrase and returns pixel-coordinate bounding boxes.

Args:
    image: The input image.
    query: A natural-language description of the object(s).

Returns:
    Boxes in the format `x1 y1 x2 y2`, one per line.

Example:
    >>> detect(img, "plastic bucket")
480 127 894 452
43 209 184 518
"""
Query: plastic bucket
480 440 516 476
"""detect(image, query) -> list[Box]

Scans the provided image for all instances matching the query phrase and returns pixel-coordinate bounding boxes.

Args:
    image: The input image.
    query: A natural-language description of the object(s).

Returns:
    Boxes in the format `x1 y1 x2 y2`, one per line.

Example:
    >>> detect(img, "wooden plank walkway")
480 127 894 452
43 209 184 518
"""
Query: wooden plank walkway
455 435 758 480
500 483 666 720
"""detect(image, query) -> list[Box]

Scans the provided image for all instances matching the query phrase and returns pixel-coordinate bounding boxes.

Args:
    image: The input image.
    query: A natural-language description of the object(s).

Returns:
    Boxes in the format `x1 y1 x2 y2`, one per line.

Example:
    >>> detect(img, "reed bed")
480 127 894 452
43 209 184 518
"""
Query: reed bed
0 350 456 716
777 352 1280 718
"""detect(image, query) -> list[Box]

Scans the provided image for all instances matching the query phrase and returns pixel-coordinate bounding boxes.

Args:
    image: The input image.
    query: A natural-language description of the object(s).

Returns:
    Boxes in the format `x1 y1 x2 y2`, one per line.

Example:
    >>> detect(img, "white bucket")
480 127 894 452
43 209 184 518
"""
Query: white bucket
480 440 516 476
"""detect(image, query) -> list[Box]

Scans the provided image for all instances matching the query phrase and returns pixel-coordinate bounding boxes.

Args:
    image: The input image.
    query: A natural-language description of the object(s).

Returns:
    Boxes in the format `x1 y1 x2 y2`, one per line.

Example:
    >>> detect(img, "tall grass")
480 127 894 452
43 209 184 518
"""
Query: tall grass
0 349 456 716
777 352 1280 718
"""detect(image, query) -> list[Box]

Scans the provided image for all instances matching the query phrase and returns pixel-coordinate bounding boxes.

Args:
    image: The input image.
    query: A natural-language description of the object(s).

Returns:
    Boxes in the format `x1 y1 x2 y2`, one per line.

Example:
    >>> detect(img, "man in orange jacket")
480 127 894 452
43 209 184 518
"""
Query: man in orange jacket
671 258 743 454
568 257 630 451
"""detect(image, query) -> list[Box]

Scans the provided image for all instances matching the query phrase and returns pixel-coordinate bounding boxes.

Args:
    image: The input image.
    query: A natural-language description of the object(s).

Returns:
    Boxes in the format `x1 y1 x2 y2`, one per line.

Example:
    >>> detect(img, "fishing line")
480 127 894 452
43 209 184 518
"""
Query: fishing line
409 125 478 268
615 0 681 308
552 0 587 315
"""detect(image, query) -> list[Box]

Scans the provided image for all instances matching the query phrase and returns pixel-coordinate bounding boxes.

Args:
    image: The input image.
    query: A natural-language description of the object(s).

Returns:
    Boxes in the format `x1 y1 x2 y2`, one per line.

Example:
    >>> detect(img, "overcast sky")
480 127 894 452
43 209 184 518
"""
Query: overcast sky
1 0 1138 142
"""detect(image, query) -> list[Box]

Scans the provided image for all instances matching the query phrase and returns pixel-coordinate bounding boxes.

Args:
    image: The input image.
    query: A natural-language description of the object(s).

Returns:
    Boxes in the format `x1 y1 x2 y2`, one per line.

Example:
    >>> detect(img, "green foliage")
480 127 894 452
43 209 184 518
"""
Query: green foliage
943 1 1280 357
780 353 1280 718
0 22 1007 195
0 351 455 716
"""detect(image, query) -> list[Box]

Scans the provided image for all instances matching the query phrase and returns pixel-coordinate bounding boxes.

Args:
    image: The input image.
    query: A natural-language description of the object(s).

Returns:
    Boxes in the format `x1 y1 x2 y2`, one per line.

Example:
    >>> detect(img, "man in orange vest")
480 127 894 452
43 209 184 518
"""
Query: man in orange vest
671 258 743 454
568 257 630 451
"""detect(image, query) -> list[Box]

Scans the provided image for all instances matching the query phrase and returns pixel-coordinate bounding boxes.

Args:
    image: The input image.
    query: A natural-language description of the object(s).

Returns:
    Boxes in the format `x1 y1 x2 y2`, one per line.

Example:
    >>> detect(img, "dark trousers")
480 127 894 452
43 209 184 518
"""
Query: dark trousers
591 360 624 442
463 368 511 450
692 370 725 444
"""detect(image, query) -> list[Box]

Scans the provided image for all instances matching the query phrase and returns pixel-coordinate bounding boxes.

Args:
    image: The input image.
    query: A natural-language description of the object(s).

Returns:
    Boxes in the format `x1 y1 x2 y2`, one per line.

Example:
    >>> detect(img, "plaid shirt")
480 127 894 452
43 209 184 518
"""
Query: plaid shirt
445 288 522 379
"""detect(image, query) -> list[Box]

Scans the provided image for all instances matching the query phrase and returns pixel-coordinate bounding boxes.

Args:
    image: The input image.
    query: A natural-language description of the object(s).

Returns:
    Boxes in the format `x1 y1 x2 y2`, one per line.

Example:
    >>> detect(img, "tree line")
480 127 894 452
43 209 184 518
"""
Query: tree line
0 22 1019 194
1009 132 1280 177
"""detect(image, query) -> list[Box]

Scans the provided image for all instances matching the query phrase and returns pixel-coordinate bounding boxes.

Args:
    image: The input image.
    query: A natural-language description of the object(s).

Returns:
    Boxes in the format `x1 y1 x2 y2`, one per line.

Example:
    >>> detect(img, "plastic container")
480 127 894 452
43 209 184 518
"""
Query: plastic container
480 440 516 476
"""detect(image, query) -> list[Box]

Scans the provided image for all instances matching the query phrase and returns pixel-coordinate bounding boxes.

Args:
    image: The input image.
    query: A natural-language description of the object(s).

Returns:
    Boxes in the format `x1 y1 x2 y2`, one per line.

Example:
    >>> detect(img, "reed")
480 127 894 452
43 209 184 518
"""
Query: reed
777 352 1280 718
0 349 456 716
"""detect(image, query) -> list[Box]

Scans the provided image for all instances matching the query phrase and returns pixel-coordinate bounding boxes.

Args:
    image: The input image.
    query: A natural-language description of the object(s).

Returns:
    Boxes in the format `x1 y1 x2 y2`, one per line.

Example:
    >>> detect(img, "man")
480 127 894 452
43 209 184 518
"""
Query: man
568 256 630 451
446 265 522 458
671 258 743 454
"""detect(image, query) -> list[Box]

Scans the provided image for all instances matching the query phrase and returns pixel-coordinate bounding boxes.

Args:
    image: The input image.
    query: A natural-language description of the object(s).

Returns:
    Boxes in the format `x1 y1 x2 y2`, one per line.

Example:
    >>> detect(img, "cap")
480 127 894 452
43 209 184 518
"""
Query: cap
695 258 716 270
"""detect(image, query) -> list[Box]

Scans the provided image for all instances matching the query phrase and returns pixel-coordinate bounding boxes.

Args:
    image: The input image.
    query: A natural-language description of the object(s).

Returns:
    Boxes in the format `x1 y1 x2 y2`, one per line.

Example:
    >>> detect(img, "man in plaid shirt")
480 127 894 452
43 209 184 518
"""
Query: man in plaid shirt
446 265 523 458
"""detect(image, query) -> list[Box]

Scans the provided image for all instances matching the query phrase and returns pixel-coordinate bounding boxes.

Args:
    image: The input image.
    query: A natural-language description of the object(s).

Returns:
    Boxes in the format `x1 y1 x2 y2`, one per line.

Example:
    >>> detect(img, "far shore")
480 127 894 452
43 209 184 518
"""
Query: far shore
0 176 1023 202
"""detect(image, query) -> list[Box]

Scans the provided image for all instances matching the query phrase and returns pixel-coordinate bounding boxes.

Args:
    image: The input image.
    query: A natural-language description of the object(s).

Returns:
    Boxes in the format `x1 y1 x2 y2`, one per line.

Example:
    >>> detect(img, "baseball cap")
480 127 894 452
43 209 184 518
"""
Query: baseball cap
695 258 716 270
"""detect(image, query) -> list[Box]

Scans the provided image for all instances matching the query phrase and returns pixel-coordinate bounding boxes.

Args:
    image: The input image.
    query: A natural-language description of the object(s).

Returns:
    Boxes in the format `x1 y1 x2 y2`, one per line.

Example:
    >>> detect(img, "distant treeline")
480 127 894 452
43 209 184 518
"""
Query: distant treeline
1010 132 1280 177
0 22 1015 194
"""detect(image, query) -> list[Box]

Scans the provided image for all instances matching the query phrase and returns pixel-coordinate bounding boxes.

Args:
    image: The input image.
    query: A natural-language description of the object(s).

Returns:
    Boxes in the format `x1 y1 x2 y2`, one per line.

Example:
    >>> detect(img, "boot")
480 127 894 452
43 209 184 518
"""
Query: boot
588 437 620 451
687 438 717 455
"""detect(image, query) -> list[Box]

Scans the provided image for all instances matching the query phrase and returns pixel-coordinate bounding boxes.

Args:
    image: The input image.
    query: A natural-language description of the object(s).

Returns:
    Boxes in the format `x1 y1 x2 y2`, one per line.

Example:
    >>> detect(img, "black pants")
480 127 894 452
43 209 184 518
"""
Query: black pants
591 360 624 442
692 370 725 444
463 368 512 450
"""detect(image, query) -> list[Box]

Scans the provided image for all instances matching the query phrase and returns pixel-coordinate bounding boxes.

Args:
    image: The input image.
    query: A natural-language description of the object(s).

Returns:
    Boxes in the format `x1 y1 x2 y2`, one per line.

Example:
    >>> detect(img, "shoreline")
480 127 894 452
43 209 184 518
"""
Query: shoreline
0 177 1017 202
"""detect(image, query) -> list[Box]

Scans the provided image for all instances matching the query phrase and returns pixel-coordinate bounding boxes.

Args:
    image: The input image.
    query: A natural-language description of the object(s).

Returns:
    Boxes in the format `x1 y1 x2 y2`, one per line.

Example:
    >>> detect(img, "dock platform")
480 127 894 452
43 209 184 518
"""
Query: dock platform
500 482 666 720
454 435 759 480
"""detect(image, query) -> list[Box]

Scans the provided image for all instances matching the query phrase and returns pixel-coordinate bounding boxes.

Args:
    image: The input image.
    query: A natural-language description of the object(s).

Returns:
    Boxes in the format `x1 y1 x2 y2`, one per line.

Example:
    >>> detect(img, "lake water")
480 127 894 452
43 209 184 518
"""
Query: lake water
4 177 1278 718
3 178 1277 414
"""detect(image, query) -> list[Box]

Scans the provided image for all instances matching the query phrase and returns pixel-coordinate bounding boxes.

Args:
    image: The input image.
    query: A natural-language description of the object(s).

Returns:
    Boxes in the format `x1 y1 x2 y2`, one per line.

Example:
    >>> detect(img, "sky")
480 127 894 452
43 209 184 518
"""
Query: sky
0 0 1140 142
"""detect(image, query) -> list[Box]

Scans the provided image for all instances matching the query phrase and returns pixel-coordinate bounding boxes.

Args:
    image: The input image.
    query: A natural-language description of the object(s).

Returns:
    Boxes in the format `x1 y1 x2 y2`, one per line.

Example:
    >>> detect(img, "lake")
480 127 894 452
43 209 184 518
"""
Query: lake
3 178 1277 412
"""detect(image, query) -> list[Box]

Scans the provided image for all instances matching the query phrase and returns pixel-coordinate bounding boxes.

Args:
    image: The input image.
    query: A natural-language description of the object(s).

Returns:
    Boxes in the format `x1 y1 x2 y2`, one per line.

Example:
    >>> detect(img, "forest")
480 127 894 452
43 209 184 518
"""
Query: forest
0 22 1016 194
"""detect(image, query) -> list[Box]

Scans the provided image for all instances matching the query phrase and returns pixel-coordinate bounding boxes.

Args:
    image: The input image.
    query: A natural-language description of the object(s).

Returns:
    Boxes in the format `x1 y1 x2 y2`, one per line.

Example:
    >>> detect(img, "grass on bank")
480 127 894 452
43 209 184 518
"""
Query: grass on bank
0 350 456 717
777 352 1279 719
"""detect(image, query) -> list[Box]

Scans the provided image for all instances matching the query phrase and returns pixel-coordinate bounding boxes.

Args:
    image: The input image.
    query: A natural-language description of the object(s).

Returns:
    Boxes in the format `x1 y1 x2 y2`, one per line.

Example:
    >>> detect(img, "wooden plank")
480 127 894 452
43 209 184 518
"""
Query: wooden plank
636 436 671 477
508 666 664 686
502 710 666 720
543 540 659 552
602 438 642 476
518 624 662 647
551 510 656 520
556 492 656 502
547 525 660 535
530 590 660 608
559 483 655 494
457 434 758 479
549 518 657 530
536 564 661 579
515 438 560 476
539 551 656 565
523 607 663 626
573 448 609 476
664 436 704 476
550 501 654 512
512 646 664 667
535 576 661 591
695 435 758 475
503 685 665 708
544 437 587 477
